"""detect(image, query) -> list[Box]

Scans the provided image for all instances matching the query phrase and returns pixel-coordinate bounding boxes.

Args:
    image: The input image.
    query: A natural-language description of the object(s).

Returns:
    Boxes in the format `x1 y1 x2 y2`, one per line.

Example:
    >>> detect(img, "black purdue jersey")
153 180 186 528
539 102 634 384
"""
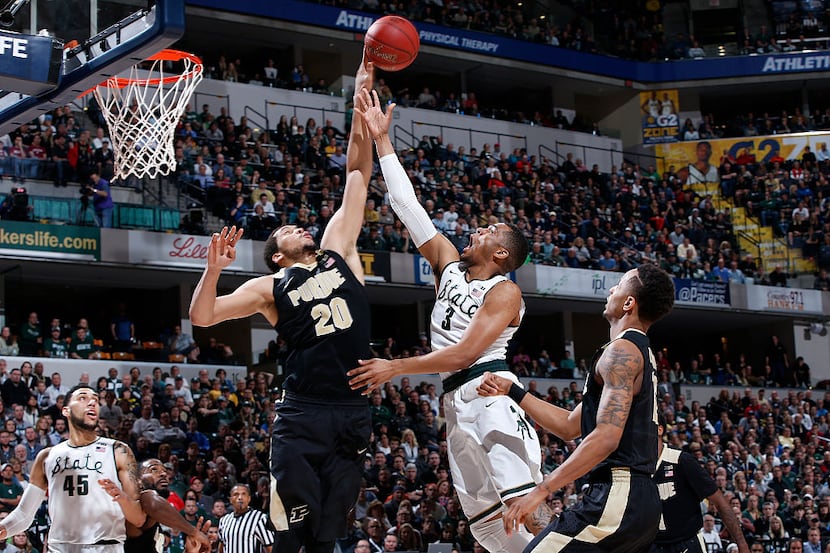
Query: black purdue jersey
581 328 659 476
272 250 371 400
653 447 717 543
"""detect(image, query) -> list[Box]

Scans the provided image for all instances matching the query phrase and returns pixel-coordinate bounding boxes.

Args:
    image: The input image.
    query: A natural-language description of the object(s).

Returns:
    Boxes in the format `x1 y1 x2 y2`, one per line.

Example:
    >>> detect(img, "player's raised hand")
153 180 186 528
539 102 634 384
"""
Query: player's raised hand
98 478 124 501
208 226 244 270
354 54 375 101
348 358 399 394
185 517 212 553
353 89 395 140
476 371 513 397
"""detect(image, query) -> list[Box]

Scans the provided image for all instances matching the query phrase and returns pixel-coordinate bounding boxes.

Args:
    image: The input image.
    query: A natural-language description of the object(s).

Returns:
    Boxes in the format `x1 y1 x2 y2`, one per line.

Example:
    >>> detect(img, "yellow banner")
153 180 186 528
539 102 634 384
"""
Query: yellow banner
656 133 830 178
640 89 680 144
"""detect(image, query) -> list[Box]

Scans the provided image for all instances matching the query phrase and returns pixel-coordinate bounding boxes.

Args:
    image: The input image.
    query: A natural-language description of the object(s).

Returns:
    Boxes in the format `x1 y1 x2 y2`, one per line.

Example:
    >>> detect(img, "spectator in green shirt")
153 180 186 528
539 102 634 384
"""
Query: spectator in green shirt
43 327 67 358
69 327 97 359
0 463 23 514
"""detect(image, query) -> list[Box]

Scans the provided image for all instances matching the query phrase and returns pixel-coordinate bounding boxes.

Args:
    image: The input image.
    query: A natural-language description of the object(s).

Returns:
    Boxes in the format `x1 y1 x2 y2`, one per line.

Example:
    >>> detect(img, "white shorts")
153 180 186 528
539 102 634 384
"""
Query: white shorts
48 543 123 553
443 372 543 522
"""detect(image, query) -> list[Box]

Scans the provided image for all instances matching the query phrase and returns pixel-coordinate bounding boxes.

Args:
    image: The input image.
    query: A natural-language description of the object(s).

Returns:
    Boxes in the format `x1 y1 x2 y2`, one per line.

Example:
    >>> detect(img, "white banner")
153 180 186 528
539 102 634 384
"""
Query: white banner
127 231 257 272
745 284 824 314
535 266 623 298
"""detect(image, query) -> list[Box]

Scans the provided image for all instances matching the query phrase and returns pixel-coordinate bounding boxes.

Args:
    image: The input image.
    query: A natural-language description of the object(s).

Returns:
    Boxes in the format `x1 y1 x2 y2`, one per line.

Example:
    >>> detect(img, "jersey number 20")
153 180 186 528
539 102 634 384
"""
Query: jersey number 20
63 474 89 496
311 297 354 336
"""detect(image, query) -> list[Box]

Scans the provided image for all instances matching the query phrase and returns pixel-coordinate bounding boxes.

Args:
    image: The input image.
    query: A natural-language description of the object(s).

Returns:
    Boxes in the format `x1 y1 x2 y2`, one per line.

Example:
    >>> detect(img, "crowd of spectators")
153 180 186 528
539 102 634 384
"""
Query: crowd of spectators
0 311 239 367
0 321 822 553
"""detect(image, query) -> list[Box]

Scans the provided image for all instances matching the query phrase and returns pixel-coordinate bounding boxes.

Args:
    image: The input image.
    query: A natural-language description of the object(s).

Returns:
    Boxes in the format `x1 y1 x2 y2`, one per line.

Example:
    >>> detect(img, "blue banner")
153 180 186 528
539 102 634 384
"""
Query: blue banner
673 278 730 306
0 31 62 95
414 255 433 286
187 0 830 83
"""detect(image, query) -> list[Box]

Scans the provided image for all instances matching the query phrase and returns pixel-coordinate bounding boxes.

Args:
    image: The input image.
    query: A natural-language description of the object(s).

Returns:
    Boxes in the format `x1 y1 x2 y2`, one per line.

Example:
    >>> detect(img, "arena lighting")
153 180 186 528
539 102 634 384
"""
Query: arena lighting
809 322 828 337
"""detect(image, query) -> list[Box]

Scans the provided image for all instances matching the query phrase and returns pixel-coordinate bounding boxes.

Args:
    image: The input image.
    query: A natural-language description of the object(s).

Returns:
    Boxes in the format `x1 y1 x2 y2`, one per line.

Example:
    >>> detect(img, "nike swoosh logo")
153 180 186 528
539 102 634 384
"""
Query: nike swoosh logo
485 401 496 408
357 448 368 455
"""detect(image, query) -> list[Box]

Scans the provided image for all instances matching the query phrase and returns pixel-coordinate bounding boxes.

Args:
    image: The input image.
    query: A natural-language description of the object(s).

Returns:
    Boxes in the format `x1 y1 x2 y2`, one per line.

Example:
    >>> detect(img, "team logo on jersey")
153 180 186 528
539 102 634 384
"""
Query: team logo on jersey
286 268 346 307
510 405 531 440
50 454 104 476
289 504 310 523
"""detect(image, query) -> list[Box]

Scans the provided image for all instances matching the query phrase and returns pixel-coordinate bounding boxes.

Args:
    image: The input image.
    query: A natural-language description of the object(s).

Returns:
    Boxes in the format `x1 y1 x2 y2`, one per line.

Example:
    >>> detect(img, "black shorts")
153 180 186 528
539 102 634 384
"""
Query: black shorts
526 469 660 553
270 393 371 542
650 534 707 553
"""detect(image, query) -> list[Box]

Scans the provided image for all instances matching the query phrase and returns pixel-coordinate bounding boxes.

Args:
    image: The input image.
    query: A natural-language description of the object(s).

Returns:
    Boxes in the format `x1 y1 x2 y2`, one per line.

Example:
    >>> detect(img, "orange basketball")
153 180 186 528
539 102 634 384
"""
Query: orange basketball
364 15 420 72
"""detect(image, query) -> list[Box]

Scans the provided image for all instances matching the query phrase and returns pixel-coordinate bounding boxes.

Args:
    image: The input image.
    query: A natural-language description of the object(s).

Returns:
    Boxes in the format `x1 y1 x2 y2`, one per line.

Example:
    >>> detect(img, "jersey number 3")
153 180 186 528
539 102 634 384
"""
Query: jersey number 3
63 474 89 496
311 297 354 337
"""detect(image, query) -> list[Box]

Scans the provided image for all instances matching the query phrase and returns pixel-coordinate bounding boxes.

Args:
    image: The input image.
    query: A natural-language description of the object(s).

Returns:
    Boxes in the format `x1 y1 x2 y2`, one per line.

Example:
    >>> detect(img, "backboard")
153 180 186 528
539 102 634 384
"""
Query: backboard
0 0 185 135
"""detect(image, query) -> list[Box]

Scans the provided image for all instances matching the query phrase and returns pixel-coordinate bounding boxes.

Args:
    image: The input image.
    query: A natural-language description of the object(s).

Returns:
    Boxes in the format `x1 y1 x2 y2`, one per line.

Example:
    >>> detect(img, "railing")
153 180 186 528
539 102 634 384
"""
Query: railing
191 91 231 121
392 124 418 153
13 195 180 231
243 105 269 135
263 99 345 133
555 140 624 171
538 144 564 166
737 230 763 261
410 120 527 154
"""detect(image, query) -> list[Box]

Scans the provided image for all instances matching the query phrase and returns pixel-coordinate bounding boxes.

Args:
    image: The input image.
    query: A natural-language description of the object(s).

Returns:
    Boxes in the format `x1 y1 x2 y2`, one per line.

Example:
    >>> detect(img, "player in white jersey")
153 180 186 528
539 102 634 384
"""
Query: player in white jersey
678 141 720 189
0 384 145 553
348 89 549 553
642 91 660 120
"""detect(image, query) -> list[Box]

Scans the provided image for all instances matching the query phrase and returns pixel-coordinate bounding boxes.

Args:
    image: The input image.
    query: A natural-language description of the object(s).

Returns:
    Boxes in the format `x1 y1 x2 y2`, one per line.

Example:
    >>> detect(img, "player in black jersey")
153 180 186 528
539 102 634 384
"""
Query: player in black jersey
477 264 675 552
126 459 210 553
652 414 749 553
190 57 376 553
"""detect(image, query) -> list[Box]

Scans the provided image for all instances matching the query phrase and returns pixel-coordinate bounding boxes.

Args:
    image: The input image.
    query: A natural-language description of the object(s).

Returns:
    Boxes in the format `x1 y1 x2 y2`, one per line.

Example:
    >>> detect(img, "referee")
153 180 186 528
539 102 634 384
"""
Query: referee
652 412 750 553
218 484 275 553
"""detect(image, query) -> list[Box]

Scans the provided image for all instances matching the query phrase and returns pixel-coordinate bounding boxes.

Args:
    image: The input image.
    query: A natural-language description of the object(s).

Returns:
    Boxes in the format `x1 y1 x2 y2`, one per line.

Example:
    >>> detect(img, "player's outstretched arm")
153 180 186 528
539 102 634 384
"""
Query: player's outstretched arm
106 441 147 528
708 490 750 553
141 491 210 548
0 448 48 540
321 56 375 277
477 372 582 440
190 226 277 327
354 88 458 275
348 281 519 393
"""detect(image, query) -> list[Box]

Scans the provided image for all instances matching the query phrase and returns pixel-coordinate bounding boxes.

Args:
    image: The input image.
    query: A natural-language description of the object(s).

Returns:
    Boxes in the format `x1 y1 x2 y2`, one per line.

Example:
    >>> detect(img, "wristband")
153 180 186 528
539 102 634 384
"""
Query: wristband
508 383 527 404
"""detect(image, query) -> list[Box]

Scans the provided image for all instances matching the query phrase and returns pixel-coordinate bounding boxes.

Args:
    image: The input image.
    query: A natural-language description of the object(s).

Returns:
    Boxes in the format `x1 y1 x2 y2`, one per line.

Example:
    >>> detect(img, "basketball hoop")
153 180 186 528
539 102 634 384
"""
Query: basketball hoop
91 49 203 180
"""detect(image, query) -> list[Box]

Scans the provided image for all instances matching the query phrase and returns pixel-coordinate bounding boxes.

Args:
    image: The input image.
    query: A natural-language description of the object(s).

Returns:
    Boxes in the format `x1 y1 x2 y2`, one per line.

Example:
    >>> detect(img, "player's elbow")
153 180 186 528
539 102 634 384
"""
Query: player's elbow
592 427 623 456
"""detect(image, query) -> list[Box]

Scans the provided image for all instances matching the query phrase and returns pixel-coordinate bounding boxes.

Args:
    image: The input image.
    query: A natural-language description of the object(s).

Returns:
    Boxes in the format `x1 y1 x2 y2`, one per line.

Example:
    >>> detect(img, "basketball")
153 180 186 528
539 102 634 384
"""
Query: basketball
364 15 420 72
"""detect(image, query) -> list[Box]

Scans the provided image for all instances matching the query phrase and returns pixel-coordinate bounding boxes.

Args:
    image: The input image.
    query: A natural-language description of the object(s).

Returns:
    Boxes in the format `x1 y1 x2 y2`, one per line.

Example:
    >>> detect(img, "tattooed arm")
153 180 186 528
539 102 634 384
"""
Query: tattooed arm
502 339 644 534
102 441 146 527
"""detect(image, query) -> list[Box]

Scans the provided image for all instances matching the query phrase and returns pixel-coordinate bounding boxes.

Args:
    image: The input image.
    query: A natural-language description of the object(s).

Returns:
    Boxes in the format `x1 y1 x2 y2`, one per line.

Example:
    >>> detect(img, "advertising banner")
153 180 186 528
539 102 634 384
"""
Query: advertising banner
535 266 623 297
673 278 730 306
640 90 680 144
414 255 434 286
127 231 256 272
358 251 391 282
0 221 100 260
656 132 830 186
746 284 824 314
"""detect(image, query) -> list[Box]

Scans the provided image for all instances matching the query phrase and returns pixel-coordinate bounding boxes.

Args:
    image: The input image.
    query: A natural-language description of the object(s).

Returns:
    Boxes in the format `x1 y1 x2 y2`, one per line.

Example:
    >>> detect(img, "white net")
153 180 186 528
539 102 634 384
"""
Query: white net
93 50 203 180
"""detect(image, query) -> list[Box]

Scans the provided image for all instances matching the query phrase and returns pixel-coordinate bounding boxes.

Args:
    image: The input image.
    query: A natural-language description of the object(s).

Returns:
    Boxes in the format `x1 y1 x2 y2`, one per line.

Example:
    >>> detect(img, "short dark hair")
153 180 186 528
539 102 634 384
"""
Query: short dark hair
501 223 529 272
632 264 675 323
66 383 97 402
263 228 281 272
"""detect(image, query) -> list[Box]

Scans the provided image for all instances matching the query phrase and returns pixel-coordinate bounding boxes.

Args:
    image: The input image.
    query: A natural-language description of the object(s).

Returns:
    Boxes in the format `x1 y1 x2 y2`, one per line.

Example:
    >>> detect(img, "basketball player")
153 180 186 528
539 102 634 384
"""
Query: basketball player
125 459 210 553
348 89 546 553
678 141 720 187
477 264 675 552
660 92 676 117
189 57 376 553
651 413 749 553
0 384 145 553
641 91 660 120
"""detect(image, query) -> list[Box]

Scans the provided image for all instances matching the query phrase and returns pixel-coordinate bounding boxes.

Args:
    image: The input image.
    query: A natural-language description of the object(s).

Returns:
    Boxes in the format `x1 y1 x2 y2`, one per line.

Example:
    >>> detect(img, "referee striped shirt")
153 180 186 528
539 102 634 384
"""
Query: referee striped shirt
218 508 275 553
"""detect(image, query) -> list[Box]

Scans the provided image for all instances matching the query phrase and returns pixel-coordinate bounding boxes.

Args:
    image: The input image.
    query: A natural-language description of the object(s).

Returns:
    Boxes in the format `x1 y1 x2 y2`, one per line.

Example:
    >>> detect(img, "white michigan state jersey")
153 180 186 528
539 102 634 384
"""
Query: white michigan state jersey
431 262 524 381
45 437 126 544
686 163 719 184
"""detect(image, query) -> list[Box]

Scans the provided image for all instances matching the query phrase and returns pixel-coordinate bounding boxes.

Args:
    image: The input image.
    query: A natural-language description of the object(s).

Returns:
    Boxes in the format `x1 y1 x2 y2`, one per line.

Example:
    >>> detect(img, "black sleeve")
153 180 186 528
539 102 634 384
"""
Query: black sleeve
679 451 718 501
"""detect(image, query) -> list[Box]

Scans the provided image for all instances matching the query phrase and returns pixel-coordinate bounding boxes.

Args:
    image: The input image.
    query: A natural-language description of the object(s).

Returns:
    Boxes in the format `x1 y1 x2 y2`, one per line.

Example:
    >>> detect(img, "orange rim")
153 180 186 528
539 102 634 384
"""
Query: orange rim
80 49 202 97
